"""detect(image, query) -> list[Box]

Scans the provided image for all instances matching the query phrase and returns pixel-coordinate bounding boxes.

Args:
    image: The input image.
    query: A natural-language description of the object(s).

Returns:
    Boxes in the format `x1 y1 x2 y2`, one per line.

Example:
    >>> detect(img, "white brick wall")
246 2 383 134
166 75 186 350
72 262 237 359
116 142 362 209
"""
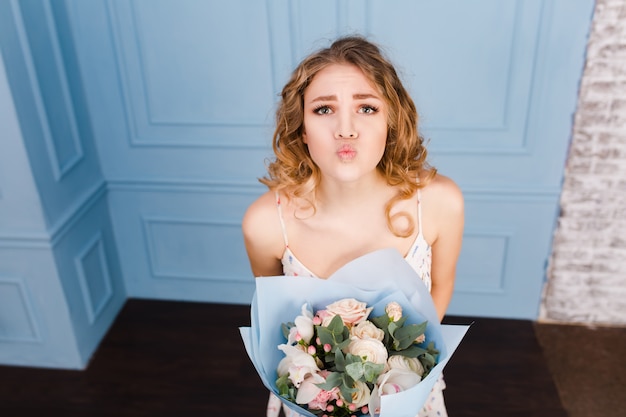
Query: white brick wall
540 0 626 325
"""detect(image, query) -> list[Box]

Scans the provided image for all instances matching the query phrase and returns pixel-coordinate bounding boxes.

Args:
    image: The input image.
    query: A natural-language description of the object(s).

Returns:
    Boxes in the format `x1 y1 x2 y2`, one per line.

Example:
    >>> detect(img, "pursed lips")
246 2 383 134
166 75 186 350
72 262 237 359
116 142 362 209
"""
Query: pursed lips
337 144 357 161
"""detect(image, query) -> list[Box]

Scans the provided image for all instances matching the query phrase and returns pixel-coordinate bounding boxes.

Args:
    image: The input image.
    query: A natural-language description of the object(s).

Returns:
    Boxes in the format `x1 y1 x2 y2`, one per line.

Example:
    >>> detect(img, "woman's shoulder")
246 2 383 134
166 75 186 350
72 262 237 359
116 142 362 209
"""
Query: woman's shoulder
422 172 464 215
242 190 279 232
242 190 286 276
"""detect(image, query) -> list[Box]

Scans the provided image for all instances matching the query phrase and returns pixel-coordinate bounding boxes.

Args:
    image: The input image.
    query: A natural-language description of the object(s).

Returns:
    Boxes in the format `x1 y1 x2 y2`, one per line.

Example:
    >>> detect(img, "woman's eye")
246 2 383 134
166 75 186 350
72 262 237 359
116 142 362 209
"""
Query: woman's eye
359 105 379 114
314 105 332 115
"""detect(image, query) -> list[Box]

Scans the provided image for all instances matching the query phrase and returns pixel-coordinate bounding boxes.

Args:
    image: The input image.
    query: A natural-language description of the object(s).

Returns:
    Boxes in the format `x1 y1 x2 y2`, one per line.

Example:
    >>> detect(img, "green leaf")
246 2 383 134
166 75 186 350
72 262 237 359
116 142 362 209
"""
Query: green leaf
334 349 346 372
393 325 422 350
395 315 409 327
363 362 384 383
388 321 399 337
316 326 332 344
370 313 390 329
392 345 427 358
345 353 362 365
315 372 342 390
411 321 428 339
327 314 345 333
276 374 292 397
339 374 357 401
345 362 364 381
426 341 440 355
336 339 351 353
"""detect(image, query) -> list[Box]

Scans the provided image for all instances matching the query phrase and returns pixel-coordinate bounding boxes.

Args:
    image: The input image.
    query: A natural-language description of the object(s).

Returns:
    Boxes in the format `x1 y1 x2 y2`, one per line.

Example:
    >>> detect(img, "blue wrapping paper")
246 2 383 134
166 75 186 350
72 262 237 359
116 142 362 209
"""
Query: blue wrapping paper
240 248 470 417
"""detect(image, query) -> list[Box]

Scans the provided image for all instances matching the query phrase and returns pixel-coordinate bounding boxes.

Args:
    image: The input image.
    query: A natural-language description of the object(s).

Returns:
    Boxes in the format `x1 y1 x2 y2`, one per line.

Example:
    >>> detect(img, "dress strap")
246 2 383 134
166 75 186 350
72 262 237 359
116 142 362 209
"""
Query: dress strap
275 191 290 247
417 189 423 236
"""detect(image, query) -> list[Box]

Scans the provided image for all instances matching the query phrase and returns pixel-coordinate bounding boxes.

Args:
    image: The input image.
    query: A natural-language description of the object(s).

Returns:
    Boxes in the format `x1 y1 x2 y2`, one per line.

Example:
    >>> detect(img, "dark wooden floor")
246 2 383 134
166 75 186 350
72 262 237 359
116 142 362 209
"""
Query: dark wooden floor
0 300 568 416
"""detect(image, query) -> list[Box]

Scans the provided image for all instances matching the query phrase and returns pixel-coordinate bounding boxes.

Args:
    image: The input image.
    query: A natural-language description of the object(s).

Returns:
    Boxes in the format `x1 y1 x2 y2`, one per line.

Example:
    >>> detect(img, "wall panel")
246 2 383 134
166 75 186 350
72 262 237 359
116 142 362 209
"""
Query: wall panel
0 245 81 368
65 0 594 320
0 0 126 368
108 185 258 303
0 277 41 342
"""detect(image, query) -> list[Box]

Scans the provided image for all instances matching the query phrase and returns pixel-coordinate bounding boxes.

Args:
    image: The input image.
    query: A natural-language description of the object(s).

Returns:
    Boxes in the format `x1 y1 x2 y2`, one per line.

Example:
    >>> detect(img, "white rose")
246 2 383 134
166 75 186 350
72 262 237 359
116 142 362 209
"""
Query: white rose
345 337 388 364
322 298 373 327
386 355 424 376
350 320 385 341
339 380 371 408
385 302 403 322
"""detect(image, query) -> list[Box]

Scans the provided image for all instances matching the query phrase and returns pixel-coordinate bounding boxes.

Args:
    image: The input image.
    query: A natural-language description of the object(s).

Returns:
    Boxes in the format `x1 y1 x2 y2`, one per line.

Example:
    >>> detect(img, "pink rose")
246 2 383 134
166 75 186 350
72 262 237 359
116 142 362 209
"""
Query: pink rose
320 298 373 328
385 302 403 322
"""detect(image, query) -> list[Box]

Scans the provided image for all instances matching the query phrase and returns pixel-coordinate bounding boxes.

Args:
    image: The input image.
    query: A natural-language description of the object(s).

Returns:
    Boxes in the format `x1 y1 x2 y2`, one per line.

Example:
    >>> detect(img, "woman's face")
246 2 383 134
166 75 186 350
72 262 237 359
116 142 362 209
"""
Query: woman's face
302 63 388 185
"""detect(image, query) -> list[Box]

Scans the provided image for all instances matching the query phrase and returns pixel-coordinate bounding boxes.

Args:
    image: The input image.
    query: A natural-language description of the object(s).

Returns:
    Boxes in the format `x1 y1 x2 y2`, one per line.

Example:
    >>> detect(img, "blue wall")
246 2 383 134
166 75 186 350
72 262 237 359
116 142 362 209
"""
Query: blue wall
0 0 594 369
0 0 126 368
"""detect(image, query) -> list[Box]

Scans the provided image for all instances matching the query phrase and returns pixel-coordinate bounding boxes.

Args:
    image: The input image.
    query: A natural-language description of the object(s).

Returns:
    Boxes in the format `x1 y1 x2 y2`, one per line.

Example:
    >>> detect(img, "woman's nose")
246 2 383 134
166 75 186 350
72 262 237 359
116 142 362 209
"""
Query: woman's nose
334 113 358 139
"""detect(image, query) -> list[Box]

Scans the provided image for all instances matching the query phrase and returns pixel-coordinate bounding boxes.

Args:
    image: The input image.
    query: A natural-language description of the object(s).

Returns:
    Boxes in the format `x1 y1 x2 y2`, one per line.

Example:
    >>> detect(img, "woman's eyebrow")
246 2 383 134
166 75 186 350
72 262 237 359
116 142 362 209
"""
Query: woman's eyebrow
353 93 380 100
309 95 337 103
309 93 380 103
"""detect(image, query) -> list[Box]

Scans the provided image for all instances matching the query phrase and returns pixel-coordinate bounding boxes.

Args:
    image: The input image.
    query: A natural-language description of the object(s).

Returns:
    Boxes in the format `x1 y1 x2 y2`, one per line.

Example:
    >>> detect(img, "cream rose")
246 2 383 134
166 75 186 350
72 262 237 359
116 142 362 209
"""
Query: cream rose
386 355 425 376
385 301 403 322
350 320 385 341
321 298 373 327
339 380 371 408
345 337 388 364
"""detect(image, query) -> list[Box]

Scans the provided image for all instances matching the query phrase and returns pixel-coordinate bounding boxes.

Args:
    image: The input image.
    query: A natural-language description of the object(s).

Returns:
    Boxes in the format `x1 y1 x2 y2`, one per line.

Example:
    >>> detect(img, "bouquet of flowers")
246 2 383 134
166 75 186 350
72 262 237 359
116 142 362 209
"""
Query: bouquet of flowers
240 249 469 417
276 297 440 416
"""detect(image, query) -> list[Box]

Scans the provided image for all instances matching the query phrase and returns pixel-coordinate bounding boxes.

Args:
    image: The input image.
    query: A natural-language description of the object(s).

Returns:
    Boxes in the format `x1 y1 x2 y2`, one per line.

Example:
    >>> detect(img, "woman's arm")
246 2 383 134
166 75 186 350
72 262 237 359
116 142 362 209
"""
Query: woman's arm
425 175 465 322
242 191 285 277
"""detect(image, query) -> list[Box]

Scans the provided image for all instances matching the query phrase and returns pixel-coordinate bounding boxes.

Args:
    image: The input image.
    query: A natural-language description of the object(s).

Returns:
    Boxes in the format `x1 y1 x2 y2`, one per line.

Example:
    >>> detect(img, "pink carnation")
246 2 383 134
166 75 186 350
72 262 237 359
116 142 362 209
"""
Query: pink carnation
308 386 340 411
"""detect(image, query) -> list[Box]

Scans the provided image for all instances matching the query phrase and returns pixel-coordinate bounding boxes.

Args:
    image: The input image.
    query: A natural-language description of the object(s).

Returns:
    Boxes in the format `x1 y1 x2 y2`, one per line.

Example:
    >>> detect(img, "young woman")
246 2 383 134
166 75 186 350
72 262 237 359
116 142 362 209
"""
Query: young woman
242 36 464 417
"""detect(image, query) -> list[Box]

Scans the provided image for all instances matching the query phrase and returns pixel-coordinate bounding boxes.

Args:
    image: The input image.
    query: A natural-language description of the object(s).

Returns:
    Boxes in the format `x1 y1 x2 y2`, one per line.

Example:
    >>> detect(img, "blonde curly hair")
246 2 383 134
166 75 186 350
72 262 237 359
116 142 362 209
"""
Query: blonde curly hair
260 35 436 237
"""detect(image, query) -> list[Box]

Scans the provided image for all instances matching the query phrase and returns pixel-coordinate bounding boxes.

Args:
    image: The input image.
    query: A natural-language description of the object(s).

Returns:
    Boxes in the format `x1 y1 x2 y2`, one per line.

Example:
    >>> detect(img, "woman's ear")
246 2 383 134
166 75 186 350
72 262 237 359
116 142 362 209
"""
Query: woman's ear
302 131 307 144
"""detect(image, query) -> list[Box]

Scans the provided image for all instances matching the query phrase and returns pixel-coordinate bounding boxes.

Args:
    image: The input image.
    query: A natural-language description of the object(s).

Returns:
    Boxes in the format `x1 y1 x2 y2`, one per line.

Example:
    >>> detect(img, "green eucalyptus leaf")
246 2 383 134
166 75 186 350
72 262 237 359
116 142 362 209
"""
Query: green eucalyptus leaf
397 315 409 327
426 341 440 355
388 321 399 337
327 314 345 333
393 325 423 350
346 362 364 381
276 374 291 397
363 362 385 383
415 320 428 334
345 353 362 365
316 326 334 346
336 338 351 352
339 374 357 401
315 372 342 390
370 314 390 329
335 349 346 372
392 345 427 358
